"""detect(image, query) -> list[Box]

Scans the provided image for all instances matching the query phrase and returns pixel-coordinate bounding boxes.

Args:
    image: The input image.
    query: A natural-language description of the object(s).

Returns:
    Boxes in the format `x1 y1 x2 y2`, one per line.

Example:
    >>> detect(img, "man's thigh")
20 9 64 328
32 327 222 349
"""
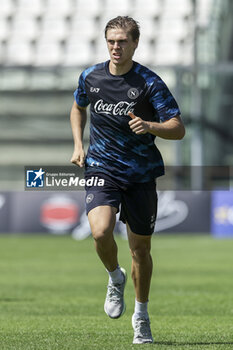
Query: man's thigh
127 223 152 252
88 205 118 238
120 182 157 236
85 174 122 237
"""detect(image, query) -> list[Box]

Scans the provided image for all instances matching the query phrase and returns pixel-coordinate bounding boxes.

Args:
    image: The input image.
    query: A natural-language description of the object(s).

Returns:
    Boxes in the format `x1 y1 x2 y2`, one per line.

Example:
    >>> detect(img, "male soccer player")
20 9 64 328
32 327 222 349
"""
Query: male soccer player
70 16 185 344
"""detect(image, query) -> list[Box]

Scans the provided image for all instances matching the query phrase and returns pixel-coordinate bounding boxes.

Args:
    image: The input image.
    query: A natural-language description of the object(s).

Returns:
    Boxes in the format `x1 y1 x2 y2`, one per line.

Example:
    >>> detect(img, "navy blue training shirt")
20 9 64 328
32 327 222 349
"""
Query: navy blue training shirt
74 60 181 185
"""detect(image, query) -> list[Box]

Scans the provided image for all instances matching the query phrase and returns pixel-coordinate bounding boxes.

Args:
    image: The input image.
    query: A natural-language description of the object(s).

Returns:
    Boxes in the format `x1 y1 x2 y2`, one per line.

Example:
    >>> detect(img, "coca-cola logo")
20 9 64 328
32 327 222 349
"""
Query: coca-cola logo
94 99 136 116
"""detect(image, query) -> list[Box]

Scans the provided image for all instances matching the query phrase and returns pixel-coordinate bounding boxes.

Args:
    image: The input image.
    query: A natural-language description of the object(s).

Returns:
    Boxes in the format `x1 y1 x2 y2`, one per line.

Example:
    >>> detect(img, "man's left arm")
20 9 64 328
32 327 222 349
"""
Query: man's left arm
128 112 185 140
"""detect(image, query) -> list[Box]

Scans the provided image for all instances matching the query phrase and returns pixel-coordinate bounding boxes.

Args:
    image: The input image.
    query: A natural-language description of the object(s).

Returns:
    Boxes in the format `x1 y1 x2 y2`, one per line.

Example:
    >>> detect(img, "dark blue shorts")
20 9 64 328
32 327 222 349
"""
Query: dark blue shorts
85 173 157 236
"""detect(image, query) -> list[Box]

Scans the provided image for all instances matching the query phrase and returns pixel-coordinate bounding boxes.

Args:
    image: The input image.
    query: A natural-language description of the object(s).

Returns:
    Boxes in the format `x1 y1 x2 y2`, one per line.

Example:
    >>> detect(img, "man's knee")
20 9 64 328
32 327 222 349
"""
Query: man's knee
92 225 112 243
130 244 151 264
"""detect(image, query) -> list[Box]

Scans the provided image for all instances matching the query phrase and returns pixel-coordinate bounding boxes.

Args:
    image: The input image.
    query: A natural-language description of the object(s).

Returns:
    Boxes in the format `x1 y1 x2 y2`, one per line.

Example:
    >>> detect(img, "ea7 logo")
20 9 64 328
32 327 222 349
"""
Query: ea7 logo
90 87 100 93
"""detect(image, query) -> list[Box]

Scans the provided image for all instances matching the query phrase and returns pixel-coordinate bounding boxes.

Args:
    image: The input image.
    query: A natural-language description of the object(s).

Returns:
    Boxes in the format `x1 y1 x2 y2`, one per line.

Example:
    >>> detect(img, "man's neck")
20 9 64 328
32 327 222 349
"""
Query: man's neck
109 60 133 76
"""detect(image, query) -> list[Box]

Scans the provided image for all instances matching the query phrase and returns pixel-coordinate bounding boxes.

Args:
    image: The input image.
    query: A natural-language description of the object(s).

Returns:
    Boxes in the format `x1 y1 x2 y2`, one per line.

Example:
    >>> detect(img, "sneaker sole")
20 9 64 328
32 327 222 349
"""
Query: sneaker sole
133 339 154 344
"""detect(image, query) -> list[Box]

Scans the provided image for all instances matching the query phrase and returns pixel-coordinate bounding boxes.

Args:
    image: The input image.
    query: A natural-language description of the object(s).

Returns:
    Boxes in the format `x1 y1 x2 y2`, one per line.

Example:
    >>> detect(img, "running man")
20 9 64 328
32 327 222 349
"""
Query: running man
70 16 185 344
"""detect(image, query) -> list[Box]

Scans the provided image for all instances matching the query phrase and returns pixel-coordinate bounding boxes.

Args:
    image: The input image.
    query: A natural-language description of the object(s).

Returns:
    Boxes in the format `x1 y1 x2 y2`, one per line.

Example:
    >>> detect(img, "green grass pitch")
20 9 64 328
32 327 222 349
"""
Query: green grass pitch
0 234 233 350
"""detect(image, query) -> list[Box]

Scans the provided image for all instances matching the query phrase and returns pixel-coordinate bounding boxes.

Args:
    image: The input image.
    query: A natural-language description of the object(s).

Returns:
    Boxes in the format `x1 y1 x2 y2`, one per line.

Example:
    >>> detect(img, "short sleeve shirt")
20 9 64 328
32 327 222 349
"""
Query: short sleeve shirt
74 61 181 185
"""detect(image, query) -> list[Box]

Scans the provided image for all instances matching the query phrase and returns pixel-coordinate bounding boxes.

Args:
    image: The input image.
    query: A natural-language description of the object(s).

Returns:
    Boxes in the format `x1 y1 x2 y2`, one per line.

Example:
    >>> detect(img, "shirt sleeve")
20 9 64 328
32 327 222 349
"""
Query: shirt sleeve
149 78 181 122
73 71 90 108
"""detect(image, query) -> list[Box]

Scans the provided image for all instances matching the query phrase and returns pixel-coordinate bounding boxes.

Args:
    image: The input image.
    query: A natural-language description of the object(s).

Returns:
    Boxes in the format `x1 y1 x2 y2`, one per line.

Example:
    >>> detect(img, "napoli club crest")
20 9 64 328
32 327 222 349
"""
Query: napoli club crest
127 88 139 100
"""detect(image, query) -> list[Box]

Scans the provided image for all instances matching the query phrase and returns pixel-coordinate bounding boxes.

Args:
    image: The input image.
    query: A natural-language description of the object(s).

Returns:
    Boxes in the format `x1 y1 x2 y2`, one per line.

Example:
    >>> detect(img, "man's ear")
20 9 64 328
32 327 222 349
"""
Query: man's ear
134 39 139 49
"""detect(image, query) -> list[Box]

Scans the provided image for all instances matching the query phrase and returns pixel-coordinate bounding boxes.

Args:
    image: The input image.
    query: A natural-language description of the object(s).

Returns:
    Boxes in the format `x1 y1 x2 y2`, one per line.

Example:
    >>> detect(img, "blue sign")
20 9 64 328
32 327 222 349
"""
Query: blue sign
26 168 45 188
211 191 233 237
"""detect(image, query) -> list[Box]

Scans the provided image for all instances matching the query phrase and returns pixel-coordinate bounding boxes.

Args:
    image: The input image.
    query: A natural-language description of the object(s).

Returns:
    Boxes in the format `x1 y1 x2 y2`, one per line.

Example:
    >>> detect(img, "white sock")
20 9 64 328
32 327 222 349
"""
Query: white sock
107 266 124 284
134 299 149 319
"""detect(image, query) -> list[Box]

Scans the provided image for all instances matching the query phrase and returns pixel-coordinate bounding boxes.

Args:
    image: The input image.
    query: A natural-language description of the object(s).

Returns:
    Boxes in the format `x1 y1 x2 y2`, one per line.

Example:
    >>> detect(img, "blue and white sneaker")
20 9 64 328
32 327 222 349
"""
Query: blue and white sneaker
104 267 127 319
132 314 154 344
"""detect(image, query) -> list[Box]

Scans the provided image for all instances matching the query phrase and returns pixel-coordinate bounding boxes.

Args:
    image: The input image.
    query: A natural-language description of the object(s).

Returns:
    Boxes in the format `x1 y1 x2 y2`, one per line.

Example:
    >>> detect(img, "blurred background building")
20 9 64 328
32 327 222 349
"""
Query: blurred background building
0 0 233 190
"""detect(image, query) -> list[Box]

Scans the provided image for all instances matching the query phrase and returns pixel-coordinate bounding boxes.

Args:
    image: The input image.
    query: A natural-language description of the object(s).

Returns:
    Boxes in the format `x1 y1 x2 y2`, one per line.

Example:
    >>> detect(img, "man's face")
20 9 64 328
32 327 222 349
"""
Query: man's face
106 28 138 66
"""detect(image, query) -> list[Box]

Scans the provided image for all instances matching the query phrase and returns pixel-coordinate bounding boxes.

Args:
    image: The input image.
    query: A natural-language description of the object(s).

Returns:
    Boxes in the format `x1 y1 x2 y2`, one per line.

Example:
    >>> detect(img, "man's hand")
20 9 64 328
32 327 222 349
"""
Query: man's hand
128 112 185 140
70 147 86 167
128 112 149 135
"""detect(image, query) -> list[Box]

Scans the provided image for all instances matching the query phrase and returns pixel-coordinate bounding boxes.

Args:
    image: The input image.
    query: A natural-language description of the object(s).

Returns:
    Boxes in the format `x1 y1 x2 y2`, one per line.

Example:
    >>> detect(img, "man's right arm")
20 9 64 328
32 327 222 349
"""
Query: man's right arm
70 101 87 167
